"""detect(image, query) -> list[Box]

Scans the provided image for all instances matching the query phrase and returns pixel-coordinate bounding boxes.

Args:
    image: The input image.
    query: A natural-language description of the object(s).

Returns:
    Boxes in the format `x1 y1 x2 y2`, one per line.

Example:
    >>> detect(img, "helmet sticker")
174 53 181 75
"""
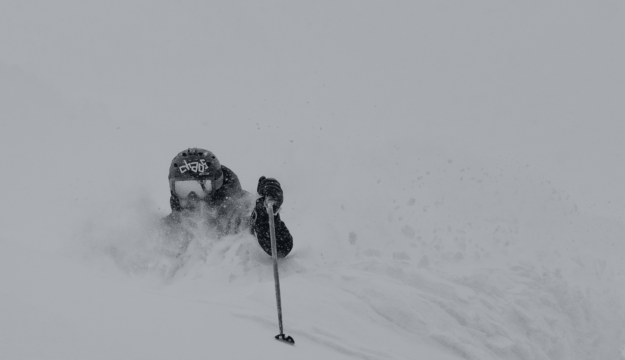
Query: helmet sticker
179 159 210 174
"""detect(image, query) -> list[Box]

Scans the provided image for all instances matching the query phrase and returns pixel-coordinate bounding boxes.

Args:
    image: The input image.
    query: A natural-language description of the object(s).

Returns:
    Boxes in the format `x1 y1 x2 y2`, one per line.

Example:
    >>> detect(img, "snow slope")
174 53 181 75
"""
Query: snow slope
1 1 625 359
4 138 625 359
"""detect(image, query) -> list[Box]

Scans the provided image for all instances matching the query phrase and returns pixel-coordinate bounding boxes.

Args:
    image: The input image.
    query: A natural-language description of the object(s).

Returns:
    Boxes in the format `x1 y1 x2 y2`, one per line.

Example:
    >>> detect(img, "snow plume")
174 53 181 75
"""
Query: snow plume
68 139 625 359
73 191 273 286
270 138 625 359
72 192 175 279
77 136 625 357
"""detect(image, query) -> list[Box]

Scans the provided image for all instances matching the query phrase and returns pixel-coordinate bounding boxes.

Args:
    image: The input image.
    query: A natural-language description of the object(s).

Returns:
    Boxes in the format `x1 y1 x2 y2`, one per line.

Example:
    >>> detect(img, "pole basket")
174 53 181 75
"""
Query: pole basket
275 334 295 345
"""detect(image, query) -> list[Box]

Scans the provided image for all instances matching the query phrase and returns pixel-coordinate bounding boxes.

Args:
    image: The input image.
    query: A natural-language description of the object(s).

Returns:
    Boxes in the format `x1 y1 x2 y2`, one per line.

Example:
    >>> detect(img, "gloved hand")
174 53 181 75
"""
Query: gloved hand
257 176 283 211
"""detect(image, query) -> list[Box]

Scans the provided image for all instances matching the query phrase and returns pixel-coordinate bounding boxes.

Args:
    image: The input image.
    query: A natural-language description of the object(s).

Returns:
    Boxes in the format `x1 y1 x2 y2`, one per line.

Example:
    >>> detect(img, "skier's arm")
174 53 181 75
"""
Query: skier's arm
251 199 293 258
251 176 293 258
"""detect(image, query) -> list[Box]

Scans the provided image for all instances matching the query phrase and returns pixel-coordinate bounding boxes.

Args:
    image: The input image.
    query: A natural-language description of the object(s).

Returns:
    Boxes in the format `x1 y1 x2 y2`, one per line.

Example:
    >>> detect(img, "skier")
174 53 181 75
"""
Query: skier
162 148 293 257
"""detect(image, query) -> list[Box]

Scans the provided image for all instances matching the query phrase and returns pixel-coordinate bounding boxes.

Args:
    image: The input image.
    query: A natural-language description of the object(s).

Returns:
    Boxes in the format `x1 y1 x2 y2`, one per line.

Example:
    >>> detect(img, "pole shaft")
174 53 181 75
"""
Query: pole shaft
266 200 284 335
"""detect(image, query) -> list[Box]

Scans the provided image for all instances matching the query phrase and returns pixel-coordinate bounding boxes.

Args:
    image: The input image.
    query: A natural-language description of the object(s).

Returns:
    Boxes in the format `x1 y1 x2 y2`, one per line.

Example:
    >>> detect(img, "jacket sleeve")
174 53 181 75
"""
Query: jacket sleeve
250 198 293 258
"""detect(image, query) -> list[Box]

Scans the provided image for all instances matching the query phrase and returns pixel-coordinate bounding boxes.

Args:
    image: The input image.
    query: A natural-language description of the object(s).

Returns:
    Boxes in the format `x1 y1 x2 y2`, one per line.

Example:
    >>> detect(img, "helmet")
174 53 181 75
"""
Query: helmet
168 148 223 194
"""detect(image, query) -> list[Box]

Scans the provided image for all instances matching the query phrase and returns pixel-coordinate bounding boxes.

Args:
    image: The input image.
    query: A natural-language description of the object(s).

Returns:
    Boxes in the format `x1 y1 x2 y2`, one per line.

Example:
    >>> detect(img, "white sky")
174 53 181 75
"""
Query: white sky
0 1 624 237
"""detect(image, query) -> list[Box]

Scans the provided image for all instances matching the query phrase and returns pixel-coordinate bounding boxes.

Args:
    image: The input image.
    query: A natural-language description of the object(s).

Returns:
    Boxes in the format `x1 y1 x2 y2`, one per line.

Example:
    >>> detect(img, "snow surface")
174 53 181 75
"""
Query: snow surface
1 1 625 359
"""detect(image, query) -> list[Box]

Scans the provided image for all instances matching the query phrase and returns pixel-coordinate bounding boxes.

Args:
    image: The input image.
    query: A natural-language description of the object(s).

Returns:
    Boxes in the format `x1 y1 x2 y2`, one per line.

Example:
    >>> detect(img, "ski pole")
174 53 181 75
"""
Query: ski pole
265 198 295 345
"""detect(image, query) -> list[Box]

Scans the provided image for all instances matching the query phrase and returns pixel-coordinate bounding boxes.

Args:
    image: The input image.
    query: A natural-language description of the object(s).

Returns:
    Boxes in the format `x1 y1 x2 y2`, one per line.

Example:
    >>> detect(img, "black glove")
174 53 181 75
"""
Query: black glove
257 176 283 211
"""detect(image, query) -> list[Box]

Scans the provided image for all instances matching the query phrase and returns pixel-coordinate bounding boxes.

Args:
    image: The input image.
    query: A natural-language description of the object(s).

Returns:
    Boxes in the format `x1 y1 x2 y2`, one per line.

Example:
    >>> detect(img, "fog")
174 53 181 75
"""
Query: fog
1 1 624 358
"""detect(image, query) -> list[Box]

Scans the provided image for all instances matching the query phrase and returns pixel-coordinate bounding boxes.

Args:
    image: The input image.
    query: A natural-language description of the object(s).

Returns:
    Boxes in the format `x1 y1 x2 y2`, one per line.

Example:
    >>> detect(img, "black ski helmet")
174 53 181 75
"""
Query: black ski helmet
168 148 224 193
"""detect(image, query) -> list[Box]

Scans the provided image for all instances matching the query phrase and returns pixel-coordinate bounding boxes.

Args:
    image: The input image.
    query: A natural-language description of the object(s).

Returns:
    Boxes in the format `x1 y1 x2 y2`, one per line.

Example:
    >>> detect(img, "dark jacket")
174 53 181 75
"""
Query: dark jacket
162 165 293 257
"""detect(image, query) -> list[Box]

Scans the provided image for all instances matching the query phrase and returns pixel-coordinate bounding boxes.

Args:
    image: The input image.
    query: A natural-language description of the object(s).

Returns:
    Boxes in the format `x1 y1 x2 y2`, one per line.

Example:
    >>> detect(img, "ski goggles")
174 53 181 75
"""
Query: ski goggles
172 179 213 199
